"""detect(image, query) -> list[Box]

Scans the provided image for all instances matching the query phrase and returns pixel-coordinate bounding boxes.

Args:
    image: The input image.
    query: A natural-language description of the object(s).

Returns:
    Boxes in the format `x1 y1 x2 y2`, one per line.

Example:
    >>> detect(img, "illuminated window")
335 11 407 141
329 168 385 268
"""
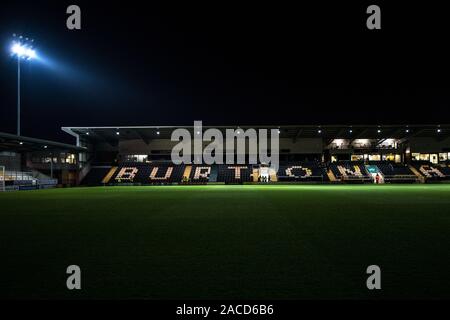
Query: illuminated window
412 153 420 161
351 155 364 161
439 153 448 162
382 154 395 161
419 154 430 161
65 153 76 164
430 154 438 164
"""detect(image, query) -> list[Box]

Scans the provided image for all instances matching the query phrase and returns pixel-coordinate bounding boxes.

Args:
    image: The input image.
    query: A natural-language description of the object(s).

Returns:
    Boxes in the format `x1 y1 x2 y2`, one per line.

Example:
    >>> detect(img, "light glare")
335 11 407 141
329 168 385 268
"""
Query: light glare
10 42 36 59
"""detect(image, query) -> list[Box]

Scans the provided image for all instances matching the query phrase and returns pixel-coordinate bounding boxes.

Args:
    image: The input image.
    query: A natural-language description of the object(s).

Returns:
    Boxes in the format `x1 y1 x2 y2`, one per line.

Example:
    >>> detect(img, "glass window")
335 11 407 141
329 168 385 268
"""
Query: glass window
351 155 364 161
412 153 420 161
368 154 381 161
439 153 448 162
65 154 76 164
430 154 438 164
419 154 430 161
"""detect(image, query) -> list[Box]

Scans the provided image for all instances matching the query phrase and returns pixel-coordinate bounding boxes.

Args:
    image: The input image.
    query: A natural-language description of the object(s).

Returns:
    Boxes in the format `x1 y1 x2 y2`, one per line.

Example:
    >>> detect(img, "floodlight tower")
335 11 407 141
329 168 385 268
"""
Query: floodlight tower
10 34 36 136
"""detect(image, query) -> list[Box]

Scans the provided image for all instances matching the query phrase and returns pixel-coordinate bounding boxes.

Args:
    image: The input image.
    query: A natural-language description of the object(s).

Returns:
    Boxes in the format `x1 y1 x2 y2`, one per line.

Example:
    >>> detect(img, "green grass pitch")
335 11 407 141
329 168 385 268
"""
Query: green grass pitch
1 185 450 299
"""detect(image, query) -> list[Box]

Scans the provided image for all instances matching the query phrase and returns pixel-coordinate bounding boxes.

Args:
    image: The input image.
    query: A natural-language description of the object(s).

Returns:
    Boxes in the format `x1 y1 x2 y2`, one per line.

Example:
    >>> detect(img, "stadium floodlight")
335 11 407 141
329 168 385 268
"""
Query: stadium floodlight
9 34 37 136
11 44 36 59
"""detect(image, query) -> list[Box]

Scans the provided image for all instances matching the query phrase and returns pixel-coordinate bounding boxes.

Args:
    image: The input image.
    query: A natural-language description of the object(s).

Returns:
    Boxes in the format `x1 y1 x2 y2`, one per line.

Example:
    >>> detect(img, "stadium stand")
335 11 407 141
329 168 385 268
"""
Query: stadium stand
277 162 328 182
412 162 450 182
56 124 450 187
74 161 450 186
0 169 58 190
188 165 212 184
330 161 372 183
374 162 417 183
216 165 253 184
109 162 185 184
81 166 113 185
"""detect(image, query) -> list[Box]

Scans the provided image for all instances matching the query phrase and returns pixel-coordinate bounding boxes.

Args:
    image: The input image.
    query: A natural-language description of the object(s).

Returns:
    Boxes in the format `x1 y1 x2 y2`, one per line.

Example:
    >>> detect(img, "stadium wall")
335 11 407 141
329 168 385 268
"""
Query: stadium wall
408 137 450 153
118 138 322 155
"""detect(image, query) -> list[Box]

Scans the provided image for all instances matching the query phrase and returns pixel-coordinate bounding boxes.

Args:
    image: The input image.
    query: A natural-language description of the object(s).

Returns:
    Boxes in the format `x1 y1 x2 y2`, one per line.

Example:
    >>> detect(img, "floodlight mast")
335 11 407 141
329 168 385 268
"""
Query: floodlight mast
10 35 36 136
17 54 20 136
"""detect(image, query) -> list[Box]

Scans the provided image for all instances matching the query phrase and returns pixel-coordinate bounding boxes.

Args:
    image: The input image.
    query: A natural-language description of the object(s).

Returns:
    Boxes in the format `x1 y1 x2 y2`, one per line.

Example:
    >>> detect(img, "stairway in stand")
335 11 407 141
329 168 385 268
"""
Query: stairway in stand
408 165 425 183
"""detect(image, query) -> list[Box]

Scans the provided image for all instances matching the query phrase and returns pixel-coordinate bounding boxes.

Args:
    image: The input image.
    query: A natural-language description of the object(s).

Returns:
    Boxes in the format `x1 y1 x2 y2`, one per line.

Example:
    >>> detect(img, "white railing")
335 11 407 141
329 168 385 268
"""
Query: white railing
4 170 35 181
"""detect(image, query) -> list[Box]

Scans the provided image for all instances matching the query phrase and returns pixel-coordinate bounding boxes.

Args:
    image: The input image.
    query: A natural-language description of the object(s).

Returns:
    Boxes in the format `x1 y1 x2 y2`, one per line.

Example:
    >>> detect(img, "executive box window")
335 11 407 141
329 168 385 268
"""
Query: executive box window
351 155 364 161
411 153 443 164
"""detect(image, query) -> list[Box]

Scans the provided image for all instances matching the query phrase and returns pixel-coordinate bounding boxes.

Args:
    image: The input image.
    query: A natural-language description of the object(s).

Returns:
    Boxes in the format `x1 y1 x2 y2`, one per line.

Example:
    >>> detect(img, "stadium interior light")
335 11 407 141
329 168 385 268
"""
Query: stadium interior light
318 129 321 134
377 129 381 133
116 131 120 135
156 131 160 135
437 129 441 133
86 132 89 135
349 129 353 133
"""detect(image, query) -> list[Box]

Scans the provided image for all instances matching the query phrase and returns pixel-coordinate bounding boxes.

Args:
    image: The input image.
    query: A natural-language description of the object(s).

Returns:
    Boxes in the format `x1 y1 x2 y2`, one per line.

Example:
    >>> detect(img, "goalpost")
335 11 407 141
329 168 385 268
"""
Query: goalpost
0 166 5 192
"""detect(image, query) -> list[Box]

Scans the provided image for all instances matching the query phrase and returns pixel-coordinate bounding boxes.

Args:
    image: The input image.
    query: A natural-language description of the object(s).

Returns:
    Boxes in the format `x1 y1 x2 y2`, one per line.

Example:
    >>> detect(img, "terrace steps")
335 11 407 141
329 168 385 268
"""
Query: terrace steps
102 167 118 184
183 166 192 180
327 170 337 182
409 165 425 183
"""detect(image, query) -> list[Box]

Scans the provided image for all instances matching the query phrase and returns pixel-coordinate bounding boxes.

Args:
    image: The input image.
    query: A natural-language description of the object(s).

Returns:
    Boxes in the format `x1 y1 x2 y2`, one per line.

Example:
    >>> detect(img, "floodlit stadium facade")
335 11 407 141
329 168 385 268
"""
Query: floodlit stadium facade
60 124 450 185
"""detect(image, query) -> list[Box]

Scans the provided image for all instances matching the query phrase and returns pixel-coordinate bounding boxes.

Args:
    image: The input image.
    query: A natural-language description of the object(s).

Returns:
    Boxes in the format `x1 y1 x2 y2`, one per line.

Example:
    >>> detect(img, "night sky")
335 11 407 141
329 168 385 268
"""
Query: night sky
1 2 449 143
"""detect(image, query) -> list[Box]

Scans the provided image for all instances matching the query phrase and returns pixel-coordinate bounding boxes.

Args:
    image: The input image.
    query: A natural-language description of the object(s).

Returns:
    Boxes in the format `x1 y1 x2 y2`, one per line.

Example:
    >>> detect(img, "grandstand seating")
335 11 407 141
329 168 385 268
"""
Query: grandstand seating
110 162 185 184
80 161 450 185
277 162 328 182
82 167 112 185
412 162 450 181
374 162 417 183
188 165 212 183
216 165 253 183
330 161 371 182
